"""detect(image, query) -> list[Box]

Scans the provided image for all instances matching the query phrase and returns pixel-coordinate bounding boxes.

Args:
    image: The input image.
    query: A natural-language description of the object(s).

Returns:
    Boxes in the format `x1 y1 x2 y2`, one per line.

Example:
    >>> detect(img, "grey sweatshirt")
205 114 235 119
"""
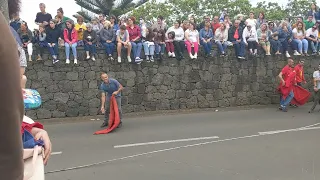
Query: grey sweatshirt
99 27 115 42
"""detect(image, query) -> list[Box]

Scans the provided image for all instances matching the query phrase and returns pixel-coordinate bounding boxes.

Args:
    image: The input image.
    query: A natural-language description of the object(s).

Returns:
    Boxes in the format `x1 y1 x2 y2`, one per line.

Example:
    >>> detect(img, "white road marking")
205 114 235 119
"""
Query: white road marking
114 136 220 148
259 126 320 135
51 151 62 155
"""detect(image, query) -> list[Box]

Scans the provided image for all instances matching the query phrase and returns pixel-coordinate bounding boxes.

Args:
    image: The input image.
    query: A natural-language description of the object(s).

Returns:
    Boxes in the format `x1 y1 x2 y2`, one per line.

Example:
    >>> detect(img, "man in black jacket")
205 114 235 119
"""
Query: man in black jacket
228 20 246 60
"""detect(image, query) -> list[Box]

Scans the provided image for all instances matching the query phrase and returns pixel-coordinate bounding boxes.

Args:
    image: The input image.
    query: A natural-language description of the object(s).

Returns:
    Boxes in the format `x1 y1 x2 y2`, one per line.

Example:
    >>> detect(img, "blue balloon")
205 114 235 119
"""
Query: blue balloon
23 89 42 110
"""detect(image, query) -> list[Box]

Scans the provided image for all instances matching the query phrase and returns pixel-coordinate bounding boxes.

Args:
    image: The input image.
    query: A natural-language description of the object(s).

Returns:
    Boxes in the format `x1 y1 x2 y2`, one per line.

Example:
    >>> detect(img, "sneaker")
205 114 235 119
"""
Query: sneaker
304 53 309 56
194 54 198 59
312 52 317 56
150 56 154 62
100 121 108 128
293 51 301 56
53 59 59 64
86 56 90 60
66 59 70 64
118 57 121 63
92 56 96 61
286 52 291 58
74 59 78 64
135 57 142 63
110 57 114 61
172 52 176 58
168 52 172 57
190 54 194 59
117 121 123 128
146 56 150 61
127 56 132 62
266 53 271 56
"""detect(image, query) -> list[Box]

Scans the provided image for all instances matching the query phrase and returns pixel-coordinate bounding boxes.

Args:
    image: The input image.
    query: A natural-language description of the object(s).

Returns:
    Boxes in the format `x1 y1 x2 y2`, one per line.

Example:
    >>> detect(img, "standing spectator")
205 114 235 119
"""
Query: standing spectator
304 15 315 30
245 12 257 29
199 22 214 57
92 18 103 33
228 20 246 59
168 20 185 60
256 12 266 29
34 25 48 61
294 59 306 86
165 31 175 58
182 20 190 31
292 22 308 56
143 27 156 62
189 16 197 29
17 22 33 62
214 23 228 56
277 21 292 58
46 19 61 63
152 15 167 31
75 16 86 46
56 7 70 30
10 13 23 31
235 14 246 29
257 23 271 56
224 15 233 29
35 3 52 26
305 25 318 55
83 24 97 61
308 64 320 113
110 15 119 33
211 16 221 33
308 3 319 23
100 21 116 60
155 29 166 60
139 18 147 39
243 23 258 56
63 20 78 64
127 16 142 63
185 22 200 59
116 25 132 63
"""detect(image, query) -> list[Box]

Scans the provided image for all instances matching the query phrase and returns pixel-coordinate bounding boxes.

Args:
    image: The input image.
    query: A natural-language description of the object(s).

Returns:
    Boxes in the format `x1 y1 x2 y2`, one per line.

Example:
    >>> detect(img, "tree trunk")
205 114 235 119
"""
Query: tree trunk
0 0 9 21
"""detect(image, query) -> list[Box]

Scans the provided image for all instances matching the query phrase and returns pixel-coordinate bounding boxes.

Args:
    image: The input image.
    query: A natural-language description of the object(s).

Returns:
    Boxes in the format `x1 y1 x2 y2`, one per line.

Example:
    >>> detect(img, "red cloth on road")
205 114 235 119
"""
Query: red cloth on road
94 95 120 135
277 65 296 100
291 85 311 106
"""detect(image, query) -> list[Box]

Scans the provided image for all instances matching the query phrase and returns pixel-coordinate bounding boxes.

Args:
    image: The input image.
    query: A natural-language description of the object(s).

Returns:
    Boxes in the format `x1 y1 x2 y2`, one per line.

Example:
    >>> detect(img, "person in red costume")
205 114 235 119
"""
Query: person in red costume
278 59 296 112
294 59 306 86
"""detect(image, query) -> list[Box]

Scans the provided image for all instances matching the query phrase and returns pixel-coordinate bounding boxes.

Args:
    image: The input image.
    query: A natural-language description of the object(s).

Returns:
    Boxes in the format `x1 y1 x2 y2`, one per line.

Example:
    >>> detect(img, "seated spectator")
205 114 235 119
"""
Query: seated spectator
228 20 246 59
235 14 246 29
305 25 318 55
110 15 119 33
165 31 175 58
168 20 185 60
10 13 23 31
189 16 197 26
211 16 221 33
155 29 166 60
292 22 308 56
100 21 116 60
46 19 61 64
17 22 33 62
35 3 52 26
214 23 228 56
257 23 271 55
245 12 257 29
304 15 315 30
185 22 200 59
56 7 71 24
92 18 103 33
75 16 86 46
199 22 214 57
308 3 319 22
243 23 258 56
127 16 142 63
256 12 266 29
143 27 156 62
269 27 281 55
277 21 292 58
34 25 48 61
152 15 167 31
182 20 190 31
83 24 97 61
292 17 303 29
63 20 78 64
98 14 106 24
116 25 132 63
199 16 211 30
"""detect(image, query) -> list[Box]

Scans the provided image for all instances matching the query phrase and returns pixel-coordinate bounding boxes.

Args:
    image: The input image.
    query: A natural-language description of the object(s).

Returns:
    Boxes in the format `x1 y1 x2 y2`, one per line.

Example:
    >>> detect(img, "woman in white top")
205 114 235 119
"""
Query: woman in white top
166 20 185 60
245 12 257 29
243 23 258 56
214 23 228 56
292 22 308 56
185 22 200 59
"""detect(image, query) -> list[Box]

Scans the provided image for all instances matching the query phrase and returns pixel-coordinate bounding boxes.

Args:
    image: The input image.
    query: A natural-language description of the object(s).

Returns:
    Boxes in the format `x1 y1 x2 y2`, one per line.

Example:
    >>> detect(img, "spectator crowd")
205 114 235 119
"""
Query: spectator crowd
9 2 320 65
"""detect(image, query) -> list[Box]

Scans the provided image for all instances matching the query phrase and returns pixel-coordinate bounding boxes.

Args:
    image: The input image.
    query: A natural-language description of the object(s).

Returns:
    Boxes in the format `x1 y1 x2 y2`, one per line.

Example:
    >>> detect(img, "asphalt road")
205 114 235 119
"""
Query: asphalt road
44 104 320 180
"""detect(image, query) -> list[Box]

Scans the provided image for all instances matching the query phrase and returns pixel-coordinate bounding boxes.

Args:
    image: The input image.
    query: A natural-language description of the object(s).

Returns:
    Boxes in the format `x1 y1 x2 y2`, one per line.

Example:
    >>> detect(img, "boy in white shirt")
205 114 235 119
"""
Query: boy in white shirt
309 64 320 113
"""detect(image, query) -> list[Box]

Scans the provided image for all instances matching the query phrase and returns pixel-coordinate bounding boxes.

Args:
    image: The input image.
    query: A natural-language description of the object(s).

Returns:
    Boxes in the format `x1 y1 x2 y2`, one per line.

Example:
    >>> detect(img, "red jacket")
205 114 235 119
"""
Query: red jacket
63 28 78 44
294 64 305 83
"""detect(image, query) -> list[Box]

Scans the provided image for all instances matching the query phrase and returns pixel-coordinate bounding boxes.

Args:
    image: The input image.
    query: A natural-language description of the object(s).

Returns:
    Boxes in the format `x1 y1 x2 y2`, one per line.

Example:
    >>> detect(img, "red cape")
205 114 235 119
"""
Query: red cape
291 85 311 106
94 95 120 135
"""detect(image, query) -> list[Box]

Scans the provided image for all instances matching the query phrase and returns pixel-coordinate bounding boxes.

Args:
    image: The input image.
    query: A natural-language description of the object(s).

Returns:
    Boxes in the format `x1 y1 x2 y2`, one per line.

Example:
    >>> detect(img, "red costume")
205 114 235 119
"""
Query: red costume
294 64 305 83
278 65 296 100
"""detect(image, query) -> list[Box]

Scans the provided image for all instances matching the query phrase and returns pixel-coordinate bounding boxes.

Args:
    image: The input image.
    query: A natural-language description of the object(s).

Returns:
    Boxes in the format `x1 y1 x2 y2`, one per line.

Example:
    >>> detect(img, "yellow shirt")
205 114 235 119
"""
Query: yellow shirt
74 23 87 40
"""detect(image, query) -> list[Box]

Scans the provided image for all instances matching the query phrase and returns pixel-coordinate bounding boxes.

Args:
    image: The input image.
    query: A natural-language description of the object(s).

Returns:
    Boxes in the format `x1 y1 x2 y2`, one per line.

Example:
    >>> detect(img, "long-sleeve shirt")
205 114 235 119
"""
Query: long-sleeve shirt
127 25 141 41
0 13 24 180
257 29 271 41
17 29 33 43
74 23 87 40
214 28 228 42
46 27 61 43
199 28 214 41
294 64 305 83
83 30 97 43
166 26 184 41
99 28 115 42
242 27 258 43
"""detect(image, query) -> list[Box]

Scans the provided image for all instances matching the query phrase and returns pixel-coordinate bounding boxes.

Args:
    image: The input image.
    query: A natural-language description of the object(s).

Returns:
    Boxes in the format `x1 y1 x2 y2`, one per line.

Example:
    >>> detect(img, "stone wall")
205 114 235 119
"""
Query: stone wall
25 49 319 119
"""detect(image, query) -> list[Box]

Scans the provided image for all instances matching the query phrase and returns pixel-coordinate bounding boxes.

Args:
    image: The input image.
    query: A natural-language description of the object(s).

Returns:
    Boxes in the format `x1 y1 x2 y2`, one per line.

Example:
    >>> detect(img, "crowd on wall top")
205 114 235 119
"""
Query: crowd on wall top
9 3 320 66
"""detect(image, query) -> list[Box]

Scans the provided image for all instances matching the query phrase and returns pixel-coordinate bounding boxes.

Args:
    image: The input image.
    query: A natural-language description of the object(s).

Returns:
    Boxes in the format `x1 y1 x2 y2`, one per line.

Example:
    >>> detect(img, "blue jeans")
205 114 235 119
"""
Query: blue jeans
84 43 97 55
102 42 115 55
200 40 213 55
308 40 318 53
143 42 155 56
293 39 308 53
216 41 228 54
155 43 165 54
280 90 294 108
47 43 59 56
269 39 281 52
131 41 142 59
232 40 245 57
65 42 77 59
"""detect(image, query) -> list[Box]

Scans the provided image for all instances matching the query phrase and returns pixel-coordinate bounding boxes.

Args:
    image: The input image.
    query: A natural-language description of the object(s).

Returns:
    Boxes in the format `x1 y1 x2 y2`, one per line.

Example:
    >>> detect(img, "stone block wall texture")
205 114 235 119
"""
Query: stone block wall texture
25 49 319 119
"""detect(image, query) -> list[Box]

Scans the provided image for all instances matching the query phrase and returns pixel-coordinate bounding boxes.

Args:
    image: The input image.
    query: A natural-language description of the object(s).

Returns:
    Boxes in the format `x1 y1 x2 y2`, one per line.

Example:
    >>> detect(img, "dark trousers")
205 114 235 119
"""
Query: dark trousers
47 43 59 57
232 40 245 57
309 90 320 112
280 40 288 52
35 42 48 56
173 40 185 59
269 39 281 52
248 41 258 50
84 43 97 55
